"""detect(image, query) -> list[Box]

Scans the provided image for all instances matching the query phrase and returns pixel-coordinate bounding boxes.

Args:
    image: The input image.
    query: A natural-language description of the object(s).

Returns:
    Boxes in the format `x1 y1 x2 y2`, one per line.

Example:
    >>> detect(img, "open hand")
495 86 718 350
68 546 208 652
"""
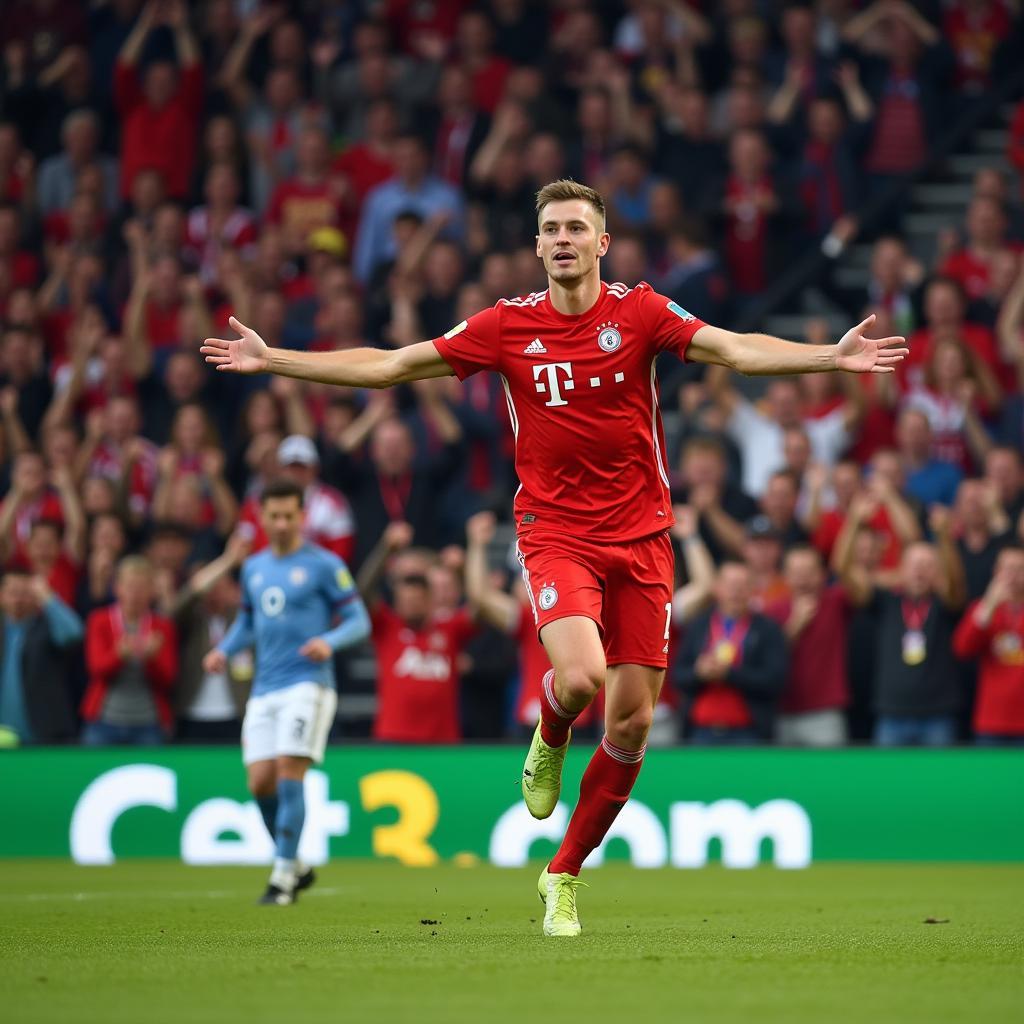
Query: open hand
201 317 271 375
835 314 908 374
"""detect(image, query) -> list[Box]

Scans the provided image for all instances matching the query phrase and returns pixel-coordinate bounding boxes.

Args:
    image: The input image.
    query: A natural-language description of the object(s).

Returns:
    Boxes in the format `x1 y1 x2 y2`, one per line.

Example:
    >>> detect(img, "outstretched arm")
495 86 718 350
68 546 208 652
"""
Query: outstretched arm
201 317 454 388
688 314 907 377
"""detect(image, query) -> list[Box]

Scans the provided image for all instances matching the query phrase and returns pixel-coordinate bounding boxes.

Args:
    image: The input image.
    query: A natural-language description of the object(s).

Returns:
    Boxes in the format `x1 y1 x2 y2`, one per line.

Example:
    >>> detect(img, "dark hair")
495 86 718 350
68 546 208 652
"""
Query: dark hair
769 468 801 490
928 275 967 304
29 517 63 539
149 520 193 542
783 544 822 565
261 478 305 507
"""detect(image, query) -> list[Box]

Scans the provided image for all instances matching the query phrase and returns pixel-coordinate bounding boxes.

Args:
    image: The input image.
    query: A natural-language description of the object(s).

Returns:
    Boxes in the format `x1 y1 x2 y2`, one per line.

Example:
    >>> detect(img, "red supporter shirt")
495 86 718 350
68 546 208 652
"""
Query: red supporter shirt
953 600 1024 736
765 586 850 714
813 504 903 569
904 323 1011 390
3 491 65 566
371 604 476 742
267 179 350 245
114 61 202 198
332 145 394 204
944 2 1011 92
433 281 705 541
940 244 1024 302
689 613 754 728
723 178 772 294
864 73 927 174
144 299 183 351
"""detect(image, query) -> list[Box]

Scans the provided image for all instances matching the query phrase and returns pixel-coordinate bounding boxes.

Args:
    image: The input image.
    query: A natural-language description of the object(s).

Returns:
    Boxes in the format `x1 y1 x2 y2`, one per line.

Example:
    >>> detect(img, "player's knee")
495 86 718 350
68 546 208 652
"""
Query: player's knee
276 755 310 781
247 766 276 797
607 704 654 750
558 663 604 707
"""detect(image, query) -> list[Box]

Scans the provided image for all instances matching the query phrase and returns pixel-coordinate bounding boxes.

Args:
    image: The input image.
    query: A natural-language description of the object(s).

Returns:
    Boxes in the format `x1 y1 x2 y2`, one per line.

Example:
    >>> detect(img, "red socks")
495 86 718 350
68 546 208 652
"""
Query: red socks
548 736 645 877
539 669 577 747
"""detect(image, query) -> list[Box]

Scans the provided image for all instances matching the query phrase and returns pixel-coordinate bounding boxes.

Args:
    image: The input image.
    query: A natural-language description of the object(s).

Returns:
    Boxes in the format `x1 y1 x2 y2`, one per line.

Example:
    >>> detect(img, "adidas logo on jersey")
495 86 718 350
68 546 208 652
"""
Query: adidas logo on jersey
524 338 547 354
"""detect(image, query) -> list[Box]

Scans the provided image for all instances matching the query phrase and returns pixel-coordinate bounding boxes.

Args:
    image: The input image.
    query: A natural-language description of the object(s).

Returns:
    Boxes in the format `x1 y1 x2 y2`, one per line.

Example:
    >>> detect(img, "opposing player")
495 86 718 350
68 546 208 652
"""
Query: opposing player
202 180 907 933
202 478 370 905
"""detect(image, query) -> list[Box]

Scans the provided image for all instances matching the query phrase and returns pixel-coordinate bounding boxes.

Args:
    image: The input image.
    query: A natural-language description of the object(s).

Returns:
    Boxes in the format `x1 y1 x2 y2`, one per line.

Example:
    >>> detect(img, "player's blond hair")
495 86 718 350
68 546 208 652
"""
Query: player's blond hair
535 179 607 229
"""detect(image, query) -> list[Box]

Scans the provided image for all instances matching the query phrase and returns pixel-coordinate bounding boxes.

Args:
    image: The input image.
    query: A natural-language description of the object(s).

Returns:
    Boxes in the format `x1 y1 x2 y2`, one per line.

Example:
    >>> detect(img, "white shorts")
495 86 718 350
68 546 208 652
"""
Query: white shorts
241 682 338 765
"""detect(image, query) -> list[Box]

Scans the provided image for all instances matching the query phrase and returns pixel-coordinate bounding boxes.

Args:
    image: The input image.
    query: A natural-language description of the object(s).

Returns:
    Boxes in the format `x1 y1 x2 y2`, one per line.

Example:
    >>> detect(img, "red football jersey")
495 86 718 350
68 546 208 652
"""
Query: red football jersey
371 604 477 743
433 281 705 541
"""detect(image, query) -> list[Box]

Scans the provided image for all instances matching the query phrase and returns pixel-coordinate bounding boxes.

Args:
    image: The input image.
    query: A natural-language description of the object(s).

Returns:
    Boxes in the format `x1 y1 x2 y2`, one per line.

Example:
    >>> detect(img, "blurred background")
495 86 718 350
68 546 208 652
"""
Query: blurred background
0 0 1023 754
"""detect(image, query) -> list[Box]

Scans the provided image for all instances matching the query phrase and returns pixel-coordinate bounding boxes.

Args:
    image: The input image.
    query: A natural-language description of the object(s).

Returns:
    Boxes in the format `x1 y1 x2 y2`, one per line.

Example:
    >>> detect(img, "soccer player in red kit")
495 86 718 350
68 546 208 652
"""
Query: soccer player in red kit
202 179 908 936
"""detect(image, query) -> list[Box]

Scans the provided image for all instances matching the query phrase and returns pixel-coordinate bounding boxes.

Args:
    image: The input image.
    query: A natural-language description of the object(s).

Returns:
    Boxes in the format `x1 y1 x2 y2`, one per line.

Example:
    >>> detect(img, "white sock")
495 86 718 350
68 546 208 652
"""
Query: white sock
270 857 297 889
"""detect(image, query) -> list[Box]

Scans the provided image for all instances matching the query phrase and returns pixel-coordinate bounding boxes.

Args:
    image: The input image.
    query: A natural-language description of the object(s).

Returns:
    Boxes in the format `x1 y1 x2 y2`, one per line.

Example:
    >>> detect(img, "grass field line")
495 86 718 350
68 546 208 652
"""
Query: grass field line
0 885 348 903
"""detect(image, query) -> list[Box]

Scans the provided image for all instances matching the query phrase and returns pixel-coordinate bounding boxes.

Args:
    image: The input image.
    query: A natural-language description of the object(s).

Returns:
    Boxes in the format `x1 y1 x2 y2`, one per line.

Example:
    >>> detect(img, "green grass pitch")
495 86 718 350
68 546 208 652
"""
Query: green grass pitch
2 861 1021 1024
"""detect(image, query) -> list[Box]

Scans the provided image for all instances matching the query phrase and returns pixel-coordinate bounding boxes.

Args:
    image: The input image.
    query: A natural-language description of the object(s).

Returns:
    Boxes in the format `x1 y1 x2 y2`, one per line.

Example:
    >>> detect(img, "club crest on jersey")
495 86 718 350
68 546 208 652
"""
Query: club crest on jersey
597 321 622 352
289 567 307 585
538 584 558 610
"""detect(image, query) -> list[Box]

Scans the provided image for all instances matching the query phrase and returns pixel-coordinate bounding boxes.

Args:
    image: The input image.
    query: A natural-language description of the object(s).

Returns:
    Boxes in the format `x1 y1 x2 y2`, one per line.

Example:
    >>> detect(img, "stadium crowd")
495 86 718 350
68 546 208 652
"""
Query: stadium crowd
0 0 1023 749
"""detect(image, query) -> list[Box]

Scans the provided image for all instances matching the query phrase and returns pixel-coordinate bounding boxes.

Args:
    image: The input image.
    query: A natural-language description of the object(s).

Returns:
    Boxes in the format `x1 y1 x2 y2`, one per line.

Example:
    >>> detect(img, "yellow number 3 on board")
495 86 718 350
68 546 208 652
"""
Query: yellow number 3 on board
359 770 440 866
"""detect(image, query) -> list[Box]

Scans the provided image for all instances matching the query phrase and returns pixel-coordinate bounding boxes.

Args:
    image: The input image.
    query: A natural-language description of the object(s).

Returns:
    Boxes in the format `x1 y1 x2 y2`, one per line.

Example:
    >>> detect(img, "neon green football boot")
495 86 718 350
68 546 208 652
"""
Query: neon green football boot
537 865 586 937
521 720 570 819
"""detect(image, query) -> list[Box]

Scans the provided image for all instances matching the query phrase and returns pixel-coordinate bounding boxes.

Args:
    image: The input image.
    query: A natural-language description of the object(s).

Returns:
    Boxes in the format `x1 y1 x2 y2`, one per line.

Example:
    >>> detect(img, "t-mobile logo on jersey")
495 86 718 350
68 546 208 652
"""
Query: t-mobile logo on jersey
533 362 625 407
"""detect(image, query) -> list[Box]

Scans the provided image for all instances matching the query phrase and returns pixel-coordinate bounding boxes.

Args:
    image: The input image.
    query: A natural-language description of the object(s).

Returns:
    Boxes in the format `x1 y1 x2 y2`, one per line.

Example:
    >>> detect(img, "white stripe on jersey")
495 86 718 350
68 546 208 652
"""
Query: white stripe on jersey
501 290 548 307
499 373 524 512
499 373 519 438
649 360 671 488
515 540 539 625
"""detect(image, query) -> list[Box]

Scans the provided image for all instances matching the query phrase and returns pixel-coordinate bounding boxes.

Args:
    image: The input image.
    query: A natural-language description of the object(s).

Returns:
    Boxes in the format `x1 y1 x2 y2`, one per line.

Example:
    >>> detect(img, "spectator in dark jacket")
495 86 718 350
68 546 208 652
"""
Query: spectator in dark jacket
839 505 967 745
325 387 465 567
0 567 83 744
676 561 787 743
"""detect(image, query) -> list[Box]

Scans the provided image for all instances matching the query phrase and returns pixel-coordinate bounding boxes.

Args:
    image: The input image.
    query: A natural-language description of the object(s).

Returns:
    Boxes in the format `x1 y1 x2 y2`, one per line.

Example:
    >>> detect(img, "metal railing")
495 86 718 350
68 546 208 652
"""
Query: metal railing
734 67 1024 334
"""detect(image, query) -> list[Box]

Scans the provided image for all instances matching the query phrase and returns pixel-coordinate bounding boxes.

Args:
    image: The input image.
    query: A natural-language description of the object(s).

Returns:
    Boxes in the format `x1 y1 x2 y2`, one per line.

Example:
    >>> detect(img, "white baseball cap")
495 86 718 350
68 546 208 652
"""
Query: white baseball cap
277 435 319 467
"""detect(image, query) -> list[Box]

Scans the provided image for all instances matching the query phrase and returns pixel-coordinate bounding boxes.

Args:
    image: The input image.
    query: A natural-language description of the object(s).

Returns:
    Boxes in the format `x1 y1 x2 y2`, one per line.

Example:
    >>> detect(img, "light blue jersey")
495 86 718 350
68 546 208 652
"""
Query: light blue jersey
218 543 370 697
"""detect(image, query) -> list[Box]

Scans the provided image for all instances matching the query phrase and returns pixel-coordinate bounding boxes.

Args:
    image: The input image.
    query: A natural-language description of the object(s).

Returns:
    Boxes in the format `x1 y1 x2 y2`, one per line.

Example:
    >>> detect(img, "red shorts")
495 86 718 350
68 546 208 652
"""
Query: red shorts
516 528 675 668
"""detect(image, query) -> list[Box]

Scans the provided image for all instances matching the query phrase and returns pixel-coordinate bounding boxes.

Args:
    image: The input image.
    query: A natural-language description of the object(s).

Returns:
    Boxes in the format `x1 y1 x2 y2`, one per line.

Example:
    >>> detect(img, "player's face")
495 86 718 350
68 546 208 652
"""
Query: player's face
536 200 609 285
261 496 304 549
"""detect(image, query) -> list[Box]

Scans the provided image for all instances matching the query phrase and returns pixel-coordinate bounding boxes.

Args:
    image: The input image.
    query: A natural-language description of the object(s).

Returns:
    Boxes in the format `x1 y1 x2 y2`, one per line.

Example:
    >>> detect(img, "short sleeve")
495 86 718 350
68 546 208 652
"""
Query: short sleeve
432 304 502 381
635 284 707 361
